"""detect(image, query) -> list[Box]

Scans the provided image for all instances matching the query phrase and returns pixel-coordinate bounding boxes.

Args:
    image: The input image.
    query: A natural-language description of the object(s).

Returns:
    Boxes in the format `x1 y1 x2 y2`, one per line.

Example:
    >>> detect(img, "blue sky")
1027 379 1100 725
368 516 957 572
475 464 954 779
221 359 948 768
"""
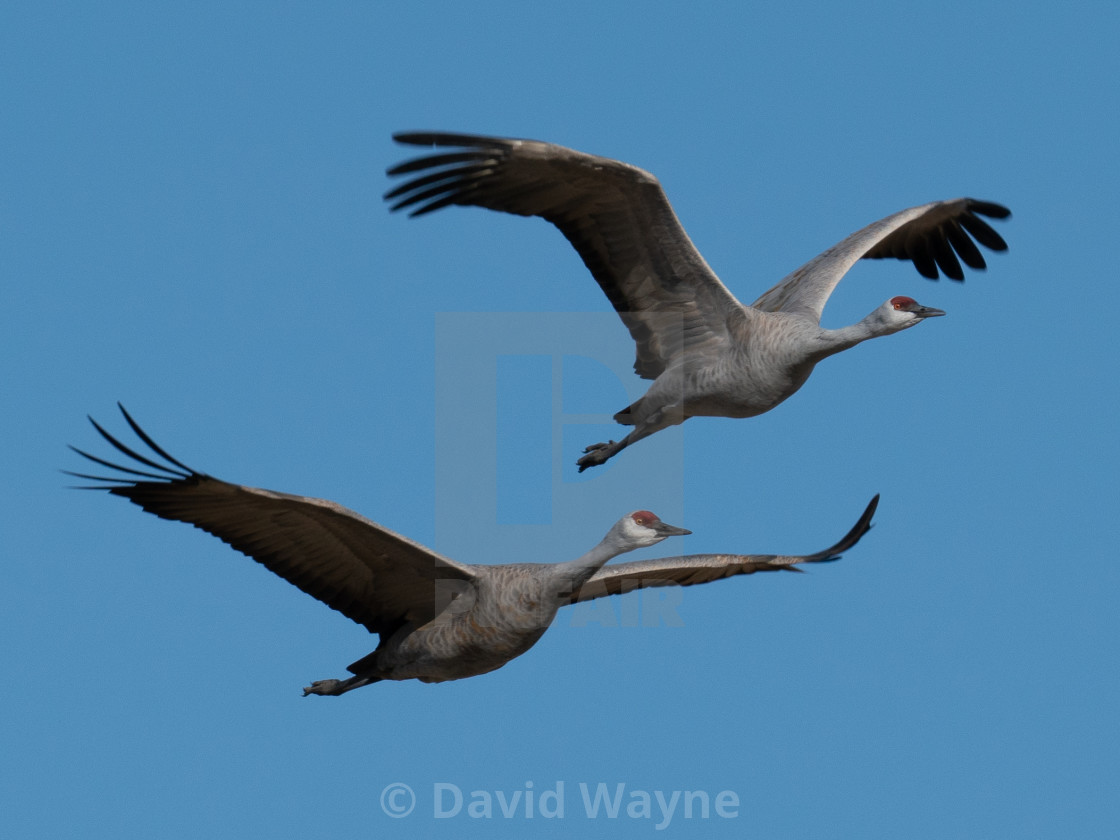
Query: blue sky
3 2 1118 837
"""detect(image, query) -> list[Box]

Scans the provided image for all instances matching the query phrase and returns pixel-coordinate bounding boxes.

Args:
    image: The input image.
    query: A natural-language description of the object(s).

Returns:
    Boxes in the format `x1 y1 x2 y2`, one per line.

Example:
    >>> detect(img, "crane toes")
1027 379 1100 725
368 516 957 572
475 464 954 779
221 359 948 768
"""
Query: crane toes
577 442 615 472
302 679 343 696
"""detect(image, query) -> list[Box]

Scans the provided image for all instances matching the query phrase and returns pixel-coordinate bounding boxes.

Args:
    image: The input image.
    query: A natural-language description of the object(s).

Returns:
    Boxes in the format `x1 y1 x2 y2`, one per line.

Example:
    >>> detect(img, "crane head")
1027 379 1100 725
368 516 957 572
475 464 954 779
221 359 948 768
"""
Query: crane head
875 295 946 332
621 510 692 547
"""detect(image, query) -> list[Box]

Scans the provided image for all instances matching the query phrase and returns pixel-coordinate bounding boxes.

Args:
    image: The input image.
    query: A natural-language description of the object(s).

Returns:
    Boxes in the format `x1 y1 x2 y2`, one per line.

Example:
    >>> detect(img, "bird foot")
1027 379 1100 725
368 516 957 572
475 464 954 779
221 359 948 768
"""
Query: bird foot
577 441 614 472
302 679 344 697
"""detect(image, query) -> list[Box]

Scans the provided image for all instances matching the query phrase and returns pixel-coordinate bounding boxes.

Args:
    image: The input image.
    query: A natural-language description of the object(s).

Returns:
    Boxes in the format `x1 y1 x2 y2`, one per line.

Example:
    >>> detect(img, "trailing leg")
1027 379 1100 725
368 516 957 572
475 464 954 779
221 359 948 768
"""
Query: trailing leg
577 404 682 471
302 675 379 696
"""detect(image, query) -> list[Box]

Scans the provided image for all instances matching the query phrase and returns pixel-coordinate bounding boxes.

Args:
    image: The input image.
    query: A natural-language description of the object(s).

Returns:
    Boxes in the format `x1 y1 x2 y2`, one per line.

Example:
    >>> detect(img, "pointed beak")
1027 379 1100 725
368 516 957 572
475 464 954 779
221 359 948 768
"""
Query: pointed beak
915 304 946 318
654 521 691 537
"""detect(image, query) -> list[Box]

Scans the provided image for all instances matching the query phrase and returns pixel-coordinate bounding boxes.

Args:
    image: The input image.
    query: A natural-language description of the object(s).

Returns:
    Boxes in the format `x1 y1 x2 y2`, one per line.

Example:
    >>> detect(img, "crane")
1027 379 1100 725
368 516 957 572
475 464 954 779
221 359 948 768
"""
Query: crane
67 405 878 695
386 132 1011 470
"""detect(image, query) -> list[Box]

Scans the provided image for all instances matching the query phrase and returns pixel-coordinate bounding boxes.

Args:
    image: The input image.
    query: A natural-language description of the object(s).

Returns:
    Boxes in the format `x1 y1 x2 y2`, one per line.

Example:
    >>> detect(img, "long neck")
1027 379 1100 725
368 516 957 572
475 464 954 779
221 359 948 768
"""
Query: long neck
554 532 632 590
814 310 894 358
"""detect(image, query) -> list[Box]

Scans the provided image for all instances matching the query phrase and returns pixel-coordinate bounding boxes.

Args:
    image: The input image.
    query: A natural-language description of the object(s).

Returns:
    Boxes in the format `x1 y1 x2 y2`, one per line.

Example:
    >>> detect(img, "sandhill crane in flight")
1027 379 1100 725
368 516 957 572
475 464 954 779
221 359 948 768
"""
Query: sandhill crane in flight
385 132 1011 471
67 405 878 696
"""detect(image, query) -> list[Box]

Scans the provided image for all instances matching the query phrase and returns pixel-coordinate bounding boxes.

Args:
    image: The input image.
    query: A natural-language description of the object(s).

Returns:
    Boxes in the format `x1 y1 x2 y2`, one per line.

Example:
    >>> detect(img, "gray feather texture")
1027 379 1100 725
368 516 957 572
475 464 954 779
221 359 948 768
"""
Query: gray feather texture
386 132 1010 471
68 406 877 695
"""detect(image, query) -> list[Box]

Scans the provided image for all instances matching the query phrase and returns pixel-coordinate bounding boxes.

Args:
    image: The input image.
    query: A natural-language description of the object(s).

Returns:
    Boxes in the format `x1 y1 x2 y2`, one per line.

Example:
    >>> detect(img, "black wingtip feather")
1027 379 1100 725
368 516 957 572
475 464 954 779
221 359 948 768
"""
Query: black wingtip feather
387 178 465 213
774 493 878 568
383 164 486 201
66 445 181 481
929 232 965 281
386 150 496 177
865 199 1009 279
86 414 188 478
407 194 469 218
959 213 1009 252
828 493 879 559
61 468 152 489
392 131 517 150
969 200 1012 219
911 250 941 280
116 403 198 475
68 407 203 491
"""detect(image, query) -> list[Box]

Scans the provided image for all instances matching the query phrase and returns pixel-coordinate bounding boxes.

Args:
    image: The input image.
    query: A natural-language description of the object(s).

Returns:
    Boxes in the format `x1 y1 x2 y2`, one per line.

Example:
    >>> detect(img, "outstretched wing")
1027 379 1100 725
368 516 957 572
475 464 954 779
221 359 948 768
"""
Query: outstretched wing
66 405 478 636
751 199 1010 321
570 495 878 604
386 131 744 380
